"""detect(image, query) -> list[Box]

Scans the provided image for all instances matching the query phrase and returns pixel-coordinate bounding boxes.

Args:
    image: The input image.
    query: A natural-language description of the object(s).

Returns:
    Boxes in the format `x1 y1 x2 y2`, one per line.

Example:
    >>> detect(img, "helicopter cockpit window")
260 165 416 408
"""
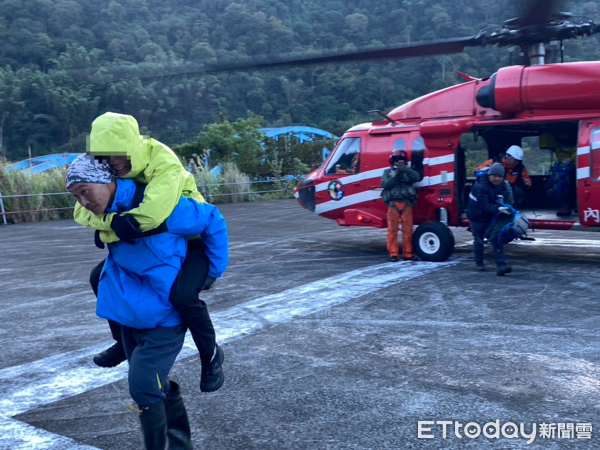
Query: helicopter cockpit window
591 127 600 181
325 137 361 175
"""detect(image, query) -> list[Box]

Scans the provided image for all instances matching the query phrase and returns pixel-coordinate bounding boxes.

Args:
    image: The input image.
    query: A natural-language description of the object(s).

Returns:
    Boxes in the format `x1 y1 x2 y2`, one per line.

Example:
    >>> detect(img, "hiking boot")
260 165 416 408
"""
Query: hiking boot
93 342 126 368
475 263 486 272
556 208 572 217
496 264 512 277
200 344 224 393
389 256 399 262
403 255 420 261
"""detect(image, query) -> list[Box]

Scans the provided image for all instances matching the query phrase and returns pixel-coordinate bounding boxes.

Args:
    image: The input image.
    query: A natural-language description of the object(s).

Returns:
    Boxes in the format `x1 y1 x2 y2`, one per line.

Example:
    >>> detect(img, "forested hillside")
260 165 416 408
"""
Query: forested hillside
1 0 600 161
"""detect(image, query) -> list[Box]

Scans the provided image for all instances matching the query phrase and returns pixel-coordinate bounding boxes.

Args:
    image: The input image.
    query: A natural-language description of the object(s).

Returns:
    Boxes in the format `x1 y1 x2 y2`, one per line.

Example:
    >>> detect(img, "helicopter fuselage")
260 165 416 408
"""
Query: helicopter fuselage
295 62 600 245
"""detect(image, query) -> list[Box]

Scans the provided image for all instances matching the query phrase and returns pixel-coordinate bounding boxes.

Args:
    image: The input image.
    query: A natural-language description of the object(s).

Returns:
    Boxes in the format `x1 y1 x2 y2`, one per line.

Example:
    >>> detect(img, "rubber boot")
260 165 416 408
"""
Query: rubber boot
139 400 168 450
165 381 193 450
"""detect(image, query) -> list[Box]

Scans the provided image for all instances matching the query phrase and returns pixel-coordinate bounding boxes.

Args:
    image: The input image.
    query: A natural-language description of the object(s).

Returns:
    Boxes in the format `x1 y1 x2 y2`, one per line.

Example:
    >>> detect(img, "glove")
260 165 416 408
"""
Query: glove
94 230 105 249
202 277 216 291
110 214 143 244
498 207 511 215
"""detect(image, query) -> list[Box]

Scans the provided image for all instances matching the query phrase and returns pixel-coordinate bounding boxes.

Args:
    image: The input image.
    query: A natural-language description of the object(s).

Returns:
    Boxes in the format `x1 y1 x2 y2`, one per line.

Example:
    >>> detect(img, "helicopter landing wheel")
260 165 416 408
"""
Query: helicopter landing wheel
412 221 455 262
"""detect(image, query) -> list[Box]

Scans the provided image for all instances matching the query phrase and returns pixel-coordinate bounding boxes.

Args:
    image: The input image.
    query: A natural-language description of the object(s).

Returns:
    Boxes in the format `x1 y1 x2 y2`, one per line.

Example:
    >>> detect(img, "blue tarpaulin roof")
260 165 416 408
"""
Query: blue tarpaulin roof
5 153 82 174
5 127 337 173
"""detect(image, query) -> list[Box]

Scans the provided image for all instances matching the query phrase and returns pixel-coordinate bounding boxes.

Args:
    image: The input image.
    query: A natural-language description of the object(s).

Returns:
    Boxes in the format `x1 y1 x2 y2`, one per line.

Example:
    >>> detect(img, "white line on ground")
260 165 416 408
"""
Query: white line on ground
0 260 457 449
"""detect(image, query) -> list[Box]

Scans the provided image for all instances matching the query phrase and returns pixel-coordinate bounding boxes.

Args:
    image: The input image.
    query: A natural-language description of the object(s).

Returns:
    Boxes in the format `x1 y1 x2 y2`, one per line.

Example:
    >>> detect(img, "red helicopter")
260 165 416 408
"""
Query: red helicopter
220 0 600 261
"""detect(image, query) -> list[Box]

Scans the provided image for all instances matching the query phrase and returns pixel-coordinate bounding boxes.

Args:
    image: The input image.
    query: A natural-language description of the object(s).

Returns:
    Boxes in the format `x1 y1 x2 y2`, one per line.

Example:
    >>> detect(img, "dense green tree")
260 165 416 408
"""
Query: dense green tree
0 0 599 163
0 66 25 156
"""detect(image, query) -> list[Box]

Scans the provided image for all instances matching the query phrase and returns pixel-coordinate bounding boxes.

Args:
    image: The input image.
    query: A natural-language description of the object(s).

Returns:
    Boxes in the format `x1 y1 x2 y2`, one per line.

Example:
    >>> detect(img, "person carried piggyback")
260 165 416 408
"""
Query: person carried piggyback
74 112 227 393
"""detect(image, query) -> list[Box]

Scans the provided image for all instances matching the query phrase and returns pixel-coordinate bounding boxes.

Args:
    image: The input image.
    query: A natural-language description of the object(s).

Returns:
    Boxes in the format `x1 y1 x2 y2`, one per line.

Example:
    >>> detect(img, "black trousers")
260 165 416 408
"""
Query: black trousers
90 240 217 361
122 324 185 407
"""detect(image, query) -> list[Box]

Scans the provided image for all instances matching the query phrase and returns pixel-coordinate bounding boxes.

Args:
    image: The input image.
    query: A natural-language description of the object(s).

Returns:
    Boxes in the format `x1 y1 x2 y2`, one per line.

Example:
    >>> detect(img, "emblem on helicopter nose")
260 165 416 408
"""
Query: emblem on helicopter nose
328 180 345 201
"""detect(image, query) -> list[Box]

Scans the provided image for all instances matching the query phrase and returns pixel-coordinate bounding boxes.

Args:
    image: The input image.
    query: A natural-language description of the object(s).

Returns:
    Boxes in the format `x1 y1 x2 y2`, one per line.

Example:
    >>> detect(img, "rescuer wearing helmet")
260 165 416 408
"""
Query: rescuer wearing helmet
475 145 532 208
467 163 513 276
381 150 420 262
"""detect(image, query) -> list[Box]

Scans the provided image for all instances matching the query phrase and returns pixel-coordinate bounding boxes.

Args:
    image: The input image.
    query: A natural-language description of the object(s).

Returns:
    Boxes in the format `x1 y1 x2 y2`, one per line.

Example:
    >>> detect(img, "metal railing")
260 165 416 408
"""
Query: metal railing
197 178 292 202
0 178 297 225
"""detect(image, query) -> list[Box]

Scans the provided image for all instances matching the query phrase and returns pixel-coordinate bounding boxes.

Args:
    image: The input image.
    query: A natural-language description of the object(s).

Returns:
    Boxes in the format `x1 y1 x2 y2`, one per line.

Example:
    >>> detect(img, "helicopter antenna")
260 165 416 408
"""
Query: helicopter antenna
368 110 397 125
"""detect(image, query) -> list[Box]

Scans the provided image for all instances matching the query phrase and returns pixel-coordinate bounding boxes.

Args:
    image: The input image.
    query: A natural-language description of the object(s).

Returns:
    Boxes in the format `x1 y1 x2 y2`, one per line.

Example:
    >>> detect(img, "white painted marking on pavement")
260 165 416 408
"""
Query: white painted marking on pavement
513 237 600 248
0 260 456 449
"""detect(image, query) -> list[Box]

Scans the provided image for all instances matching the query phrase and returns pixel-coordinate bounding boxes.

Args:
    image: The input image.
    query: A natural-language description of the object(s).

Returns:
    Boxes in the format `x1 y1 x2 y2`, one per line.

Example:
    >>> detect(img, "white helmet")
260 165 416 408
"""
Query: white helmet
506 145 523 161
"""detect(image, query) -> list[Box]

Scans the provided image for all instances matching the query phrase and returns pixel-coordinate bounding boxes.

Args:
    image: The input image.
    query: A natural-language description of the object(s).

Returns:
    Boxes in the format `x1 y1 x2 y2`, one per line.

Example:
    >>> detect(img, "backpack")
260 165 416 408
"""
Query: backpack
485 199 530 245
474 165 491 178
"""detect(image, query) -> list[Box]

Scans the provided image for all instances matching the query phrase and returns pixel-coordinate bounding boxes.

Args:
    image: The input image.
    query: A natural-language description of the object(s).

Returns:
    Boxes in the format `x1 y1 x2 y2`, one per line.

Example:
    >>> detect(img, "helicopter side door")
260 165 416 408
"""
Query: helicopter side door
578 120 600 228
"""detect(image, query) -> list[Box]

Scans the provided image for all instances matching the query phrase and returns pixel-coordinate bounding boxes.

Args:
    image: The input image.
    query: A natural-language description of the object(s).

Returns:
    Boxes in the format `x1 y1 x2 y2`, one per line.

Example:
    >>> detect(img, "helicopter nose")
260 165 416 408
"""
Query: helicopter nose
296 178 316 212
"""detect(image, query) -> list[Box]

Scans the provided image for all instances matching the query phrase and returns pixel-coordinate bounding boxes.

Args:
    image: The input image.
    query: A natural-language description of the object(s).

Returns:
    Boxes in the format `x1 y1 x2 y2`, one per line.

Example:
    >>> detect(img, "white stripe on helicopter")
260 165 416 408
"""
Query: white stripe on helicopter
577 166 590 180
425 155 455 166
577 146 590 155
313 156 455 193
314 172 455 215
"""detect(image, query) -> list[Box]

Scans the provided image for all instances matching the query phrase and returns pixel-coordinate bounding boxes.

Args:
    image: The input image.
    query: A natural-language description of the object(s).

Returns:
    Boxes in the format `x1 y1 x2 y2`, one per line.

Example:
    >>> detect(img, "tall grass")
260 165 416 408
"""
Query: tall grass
0 160 74 224
190 154 251 203
0 155 291 225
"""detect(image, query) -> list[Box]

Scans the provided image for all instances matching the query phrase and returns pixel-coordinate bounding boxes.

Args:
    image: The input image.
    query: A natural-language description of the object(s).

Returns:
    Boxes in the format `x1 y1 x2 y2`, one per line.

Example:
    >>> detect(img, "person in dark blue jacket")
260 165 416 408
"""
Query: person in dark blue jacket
467 163 513 276
65 155 228 449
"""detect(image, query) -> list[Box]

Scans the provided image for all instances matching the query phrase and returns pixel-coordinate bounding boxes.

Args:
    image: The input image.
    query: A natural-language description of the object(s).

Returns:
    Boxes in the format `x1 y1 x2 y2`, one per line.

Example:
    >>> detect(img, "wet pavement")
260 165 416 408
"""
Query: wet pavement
1 199 600 449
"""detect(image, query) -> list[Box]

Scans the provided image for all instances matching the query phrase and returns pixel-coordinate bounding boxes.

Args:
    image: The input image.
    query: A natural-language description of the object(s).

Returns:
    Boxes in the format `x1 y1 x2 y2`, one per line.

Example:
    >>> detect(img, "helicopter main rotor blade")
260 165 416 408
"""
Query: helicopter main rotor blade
203 36 482 73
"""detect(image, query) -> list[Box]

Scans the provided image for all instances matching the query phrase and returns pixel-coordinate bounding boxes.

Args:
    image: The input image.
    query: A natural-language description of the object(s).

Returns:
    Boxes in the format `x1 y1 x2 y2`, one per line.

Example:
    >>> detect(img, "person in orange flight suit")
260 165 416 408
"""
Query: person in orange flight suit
381 150 420 262
336 153 360 174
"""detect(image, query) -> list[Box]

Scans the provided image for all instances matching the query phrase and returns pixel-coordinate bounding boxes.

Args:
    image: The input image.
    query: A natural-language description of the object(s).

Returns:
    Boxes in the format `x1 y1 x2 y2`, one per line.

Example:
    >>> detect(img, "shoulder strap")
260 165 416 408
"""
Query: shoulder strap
131 182 146 210
129 181 169 237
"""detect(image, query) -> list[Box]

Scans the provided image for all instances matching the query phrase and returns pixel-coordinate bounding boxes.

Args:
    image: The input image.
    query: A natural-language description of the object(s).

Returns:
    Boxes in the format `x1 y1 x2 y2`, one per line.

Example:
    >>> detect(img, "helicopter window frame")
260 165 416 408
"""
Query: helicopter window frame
591 127 600 182
324 136 362 176
409 135 426 181
392 137 406 151
411 136 426 151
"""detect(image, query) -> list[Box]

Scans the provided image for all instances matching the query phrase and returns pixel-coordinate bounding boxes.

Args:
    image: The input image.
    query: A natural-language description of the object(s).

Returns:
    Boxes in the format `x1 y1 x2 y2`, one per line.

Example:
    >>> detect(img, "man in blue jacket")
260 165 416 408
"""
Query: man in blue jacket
65 155 228 448
467 163 512 276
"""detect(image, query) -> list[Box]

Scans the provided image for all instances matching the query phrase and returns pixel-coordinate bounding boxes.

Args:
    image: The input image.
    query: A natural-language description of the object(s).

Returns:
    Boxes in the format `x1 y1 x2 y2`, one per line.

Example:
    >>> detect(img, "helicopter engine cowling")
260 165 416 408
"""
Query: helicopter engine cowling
476 62 600 114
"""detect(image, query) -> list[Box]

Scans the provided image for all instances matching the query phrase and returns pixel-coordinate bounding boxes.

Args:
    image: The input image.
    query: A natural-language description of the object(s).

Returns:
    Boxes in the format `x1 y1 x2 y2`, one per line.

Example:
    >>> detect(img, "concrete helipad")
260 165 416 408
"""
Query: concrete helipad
1 199 600 449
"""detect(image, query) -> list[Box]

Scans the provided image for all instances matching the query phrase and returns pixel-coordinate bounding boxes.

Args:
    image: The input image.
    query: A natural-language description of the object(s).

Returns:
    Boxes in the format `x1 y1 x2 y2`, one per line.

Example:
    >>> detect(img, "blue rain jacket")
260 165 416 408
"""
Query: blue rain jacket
97 179 228 329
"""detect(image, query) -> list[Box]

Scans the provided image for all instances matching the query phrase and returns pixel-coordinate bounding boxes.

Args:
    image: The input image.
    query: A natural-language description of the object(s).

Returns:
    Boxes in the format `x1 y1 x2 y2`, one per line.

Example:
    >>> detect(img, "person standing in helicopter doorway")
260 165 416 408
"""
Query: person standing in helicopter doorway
381 150 420 262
